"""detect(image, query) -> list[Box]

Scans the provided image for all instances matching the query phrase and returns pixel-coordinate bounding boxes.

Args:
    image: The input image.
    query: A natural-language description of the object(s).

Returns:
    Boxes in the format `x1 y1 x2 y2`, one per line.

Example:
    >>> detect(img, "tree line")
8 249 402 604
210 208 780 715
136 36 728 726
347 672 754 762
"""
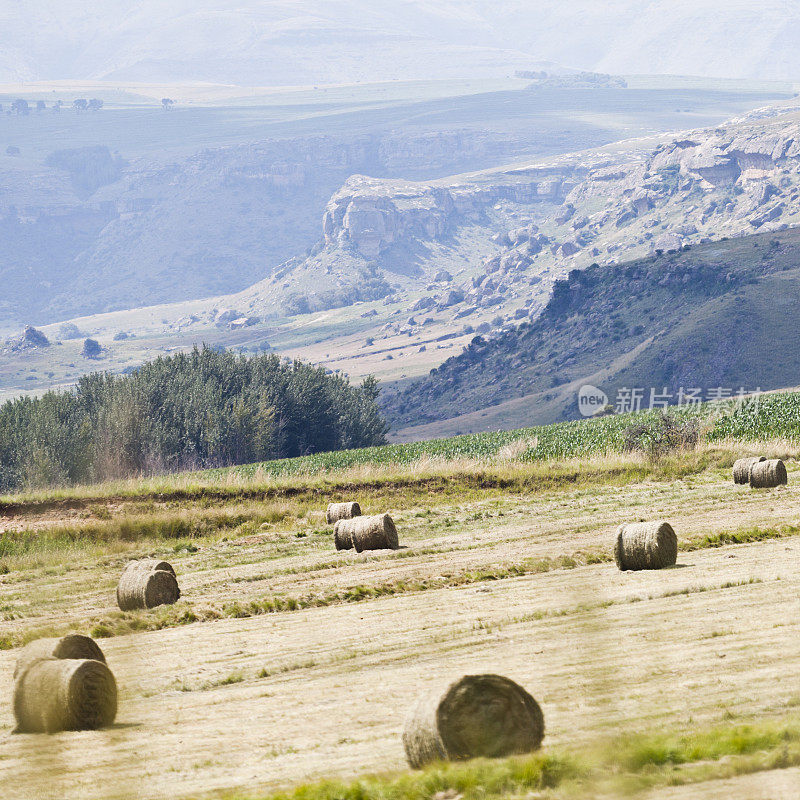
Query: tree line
4 98 104 114
0 347 388 491
3 98 175 114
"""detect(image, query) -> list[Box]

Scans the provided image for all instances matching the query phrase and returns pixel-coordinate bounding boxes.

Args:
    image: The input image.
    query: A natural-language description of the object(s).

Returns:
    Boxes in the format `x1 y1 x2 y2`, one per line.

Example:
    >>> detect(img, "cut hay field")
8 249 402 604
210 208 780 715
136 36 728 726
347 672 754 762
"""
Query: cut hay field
4 410 800 797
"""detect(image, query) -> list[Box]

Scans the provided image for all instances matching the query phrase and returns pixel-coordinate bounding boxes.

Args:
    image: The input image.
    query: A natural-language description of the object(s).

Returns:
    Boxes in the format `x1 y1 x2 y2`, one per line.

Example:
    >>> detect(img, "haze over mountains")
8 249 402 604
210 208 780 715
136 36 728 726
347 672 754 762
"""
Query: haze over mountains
5 2 800 436
4 1 800 85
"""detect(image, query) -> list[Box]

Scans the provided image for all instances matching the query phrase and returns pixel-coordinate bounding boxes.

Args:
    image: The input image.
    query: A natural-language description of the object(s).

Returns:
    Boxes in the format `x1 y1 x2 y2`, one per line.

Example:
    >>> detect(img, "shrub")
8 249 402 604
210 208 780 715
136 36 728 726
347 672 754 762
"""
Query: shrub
622 412 699 459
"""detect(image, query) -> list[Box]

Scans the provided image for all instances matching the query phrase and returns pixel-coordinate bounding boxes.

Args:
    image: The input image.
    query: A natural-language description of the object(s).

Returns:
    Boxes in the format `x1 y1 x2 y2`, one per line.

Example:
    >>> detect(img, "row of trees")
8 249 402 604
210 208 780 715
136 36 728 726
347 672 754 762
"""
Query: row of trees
0 347 388 491
4 98 176 114
4 98 104 115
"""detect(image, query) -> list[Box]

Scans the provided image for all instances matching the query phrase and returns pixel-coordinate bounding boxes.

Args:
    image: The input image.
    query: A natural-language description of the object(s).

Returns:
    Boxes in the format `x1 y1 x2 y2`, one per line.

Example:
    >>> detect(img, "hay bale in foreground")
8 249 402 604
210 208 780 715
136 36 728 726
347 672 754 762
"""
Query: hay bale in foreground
13 657 118 733
615 521 677 571
117 566 180 611
333 513 398 552
749 459 788 489
14 635 106 680
733 456 766 484
402 674 544 768
326 501 362 525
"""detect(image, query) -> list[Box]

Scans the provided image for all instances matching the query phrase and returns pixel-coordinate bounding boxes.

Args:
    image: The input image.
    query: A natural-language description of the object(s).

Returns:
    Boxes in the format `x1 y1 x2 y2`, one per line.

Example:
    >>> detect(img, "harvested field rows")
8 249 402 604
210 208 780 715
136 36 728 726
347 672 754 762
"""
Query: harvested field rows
2 456 800 798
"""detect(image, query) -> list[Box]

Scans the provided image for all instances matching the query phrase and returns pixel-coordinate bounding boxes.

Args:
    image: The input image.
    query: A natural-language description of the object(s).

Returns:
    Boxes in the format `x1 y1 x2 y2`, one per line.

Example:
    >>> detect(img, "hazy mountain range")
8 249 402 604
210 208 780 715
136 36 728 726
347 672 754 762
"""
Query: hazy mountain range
3 1 800 85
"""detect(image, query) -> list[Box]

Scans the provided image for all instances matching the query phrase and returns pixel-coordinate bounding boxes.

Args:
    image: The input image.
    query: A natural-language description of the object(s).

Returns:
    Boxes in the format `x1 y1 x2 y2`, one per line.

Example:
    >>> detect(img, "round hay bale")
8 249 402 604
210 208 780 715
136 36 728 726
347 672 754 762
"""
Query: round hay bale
13 657 118 733
733 456 766 484
749 459 788 489
326 501 362 525
116 568 180 611
614 521 677 571
402 674 544 768
121 558 176 576
333 520 354 551
333 513 398 552
14 635 106 680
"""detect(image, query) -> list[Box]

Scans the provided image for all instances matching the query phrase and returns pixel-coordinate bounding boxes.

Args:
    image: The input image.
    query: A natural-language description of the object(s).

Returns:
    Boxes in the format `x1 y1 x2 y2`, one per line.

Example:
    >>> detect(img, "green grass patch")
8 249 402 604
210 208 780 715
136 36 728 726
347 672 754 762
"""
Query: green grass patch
684 524 800 551
220 714 800 800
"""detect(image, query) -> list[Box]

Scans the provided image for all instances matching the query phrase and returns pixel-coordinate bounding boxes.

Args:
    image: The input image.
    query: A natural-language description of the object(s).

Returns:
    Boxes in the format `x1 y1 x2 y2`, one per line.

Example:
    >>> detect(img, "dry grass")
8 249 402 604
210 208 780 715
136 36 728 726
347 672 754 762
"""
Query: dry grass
493 437 539 463
2 440 800 798
0 444 749 511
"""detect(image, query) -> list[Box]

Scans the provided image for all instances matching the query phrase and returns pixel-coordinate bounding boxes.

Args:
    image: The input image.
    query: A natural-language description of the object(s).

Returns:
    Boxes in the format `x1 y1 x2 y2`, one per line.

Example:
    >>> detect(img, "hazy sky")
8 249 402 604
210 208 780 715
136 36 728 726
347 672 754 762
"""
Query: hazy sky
2 1 799 85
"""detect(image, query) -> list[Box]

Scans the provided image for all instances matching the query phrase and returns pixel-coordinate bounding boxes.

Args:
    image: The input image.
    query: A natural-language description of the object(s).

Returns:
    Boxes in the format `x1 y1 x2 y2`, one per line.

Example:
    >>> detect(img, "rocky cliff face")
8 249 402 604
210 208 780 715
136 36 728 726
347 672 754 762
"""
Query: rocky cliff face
0 127 579 328
262 104 800 342
321 170 576 259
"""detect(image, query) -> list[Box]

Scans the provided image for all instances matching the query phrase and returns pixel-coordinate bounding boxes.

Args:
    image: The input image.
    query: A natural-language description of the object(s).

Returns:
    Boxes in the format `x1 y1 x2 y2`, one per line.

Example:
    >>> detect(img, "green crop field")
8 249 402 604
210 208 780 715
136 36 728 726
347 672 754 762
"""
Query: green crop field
200 393 784 485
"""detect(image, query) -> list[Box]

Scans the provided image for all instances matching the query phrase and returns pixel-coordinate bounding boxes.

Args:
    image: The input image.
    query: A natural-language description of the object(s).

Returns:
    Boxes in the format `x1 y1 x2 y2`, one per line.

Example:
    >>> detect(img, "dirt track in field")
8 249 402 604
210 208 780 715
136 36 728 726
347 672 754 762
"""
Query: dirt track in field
2 468 800 799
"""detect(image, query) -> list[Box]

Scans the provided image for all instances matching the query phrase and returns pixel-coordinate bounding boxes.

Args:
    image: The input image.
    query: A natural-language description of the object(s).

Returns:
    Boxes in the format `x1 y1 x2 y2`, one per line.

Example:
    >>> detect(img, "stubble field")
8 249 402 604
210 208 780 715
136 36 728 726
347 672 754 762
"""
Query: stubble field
3 441 800 798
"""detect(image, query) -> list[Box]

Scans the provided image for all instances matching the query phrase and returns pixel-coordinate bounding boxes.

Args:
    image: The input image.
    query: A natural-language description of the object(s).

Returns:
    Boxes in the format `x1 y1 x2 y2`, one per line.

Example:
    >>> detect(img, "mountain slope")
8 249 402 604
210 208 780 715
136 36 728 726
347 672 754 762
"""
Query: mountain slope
4 1 800 84
382 228 800 438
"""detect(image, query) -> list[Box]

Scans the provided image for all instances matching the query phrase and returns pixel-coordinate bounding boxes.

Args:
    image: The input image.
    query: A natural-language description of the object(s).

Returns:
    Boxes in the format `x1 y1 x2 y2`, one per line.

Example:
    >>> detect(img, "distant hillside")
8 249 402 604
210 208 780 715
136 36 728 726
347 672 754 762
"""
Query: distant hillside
382 228 800 438
1 80 777 330
4 1 800 85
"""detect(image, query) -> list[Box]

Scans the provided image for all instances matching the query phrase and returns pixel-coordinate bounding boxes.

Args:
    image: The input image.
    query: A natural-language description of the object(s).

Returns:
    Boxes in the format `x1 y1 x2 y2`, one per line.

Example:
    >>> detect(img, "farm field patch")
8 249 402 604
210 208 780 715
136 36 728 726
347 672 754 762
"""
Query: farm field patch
2 443 800 798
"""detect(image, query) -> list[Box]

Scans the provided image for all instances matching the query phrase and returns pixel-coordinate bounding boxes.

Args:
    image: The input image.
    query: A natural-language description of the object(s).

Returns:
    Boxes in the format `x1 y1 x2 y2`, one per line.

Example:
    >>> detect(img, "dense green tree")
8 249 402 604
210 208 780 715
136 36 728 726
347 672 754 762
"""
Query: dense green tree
0 347 387 490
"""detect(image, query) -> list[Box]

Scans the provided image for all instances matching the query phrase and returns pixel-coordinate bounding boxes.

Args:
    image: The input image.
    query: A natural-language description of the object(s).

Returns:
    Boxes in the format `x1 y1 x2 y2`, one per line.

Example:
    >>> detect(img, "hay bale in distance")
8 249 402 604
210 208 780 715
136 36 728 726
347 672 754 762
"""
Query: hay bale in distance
117 566 180 611
749 459 788 489
333 513 398 552
334 521 354 551
13 657 118 733
402 674 544 768
733 456 766 485
615 521 677 571
120 558 176 576
14 635 106 680
326 501 362 525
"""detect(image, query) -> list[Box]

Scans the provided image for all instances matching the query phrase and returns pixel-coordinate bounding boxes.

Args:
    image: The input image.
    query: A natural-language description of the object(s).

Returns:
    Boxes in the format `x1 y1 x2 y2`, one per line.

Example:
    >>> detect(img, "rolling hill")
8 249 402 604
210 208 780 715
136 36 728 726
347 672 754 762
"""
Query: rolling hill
382 227 800 439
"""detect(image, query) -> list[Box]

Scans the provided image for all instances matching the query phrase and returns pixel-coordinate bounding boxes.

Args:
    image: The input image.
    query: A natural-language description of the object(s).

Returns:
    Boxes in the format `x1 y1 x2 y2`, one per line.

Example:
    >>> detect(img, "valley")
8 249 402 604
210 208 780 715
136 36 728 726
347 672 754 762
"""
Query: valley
1 77 797 422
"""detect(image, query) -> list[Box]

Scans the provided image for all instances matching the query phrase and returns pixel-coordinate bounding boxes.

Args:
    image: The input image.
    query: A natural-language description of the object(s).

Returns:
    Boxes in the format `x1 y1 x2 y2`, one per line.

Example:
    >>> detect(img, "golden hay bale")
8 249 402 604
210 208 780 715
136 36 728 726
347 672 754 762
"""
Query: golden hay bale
326 501 362 525
120 558 176 576
615 521 677 571
749 459 788 489
14 635 106 680
13 657 118 733
733 456 766 484
333 513 398 552
116 567 180 611
402 674 544 768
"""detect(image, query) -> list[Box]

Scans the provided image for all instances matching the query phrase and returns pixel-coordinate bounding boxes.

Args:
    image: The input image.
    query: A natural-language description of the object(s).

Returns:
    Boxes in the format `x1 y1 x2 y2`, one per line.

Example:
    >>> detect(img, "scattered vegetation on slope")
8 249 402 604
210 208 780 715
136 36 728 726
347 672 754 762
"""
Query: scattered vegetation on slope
382 229 800 430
